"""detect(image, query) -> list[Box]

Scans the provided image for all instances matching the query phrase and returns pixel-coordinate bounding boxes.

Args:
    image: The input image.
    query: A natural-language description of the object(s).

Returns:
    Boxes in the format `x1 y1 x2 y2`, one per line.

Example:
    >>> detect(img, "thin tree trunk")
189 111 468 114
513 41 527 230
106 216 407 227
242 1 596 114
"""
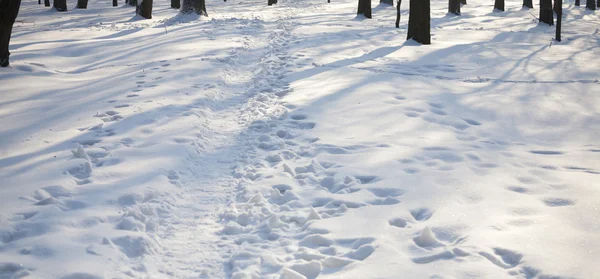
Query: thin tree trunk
586 0 595 9
0 0 22 67
137 0 152 18
396 0 402 27
39 0 41 4
45 0 50 6
113 0 118 6
182 0 207 15
539 0 554 24
268 0 277 5
171 0 180 8
523 0 533 8
407 0 430 44
77 0 88 8
357 0 372 18
54 0 67 11
449 0 460 14
555 0 562 42
494 0 504 11
575 0 579 6
597 0 599 8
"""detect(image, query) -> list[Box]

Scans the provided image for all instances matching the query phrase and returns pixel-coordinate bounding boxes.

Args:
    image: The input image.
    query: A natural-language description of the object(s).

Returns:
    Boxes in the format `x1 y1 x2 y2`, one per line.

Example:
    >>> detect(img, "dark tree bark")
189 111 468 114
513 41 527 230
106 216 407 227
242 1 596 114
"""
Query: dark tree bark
77 0 88 9
137 0 152 18
381 0 393 5
539 0 553 24
113 0 117 6
128 0 137 6
39 0 41 4
396 0 402 27
407 0 430 44
555 0 561 41
0 0 22 67
45 0 50 6
268 0 277 5
357 0 372 18
54 0 67 11
597 0 599 8
449 0 460 14
171 0 180 8
553 0 559 12
460 0 466 4
494 0 504 11
586 0 595 9
181 0 207 15
575 0 579 6
523 0 533 8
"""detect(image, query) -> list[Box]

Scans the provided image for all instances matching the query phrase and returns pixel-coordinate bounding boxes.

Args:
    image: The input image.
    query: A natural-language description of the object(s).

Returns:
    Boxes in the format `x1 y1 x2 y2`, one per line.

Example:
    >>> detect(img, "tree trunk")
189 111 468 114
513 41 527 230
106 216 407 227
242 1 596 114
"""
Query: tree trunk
128 0 137 6
381 0 393 5
396 0 402 27
0 0 22 67
171 0 180 8
586 0 595 9
597 0 599 8
39 0 41 5
137 0 152 18
575 0 579 6
407 0 430 44
45 0 50 6
181 0 207 15
555 0 561 42
460 0 466 4
523 0 533 8
494 0 504 11
539 0 553 25
268 0 277 5
77 0 88 8
553 0 559 12
449 0 460 14
54 0 67 11
357 0 372 18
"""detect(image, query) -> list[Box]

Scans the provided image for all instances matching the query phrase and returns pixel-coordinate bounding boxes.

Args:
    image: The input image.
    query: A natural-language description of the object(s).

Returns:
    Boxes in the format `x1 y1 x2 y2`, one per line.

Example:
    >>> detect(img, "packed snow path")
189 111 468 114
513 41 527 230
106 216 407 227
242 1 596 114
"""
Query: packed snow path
1 0 600 278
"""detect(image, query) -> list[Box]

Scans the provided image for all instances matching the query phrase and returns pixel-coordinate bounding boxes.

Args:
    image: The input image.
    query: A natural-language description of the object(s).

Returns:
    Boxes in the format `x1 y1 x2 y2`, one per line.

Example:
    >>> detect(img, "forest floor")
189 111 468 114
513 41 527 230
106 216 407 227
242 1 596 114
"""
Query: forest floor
1 0 600 278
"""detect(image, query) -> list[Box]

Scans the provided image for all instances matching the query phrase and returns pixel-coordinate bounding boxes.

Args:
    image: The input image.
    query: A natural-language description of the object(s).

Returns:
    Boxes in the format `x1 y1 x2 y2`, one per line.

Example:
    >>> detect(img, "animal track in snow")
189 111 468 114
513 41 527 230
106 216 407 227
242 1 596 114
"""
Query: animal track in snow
410 208 434 221
542 198 575 207
529 150 564 155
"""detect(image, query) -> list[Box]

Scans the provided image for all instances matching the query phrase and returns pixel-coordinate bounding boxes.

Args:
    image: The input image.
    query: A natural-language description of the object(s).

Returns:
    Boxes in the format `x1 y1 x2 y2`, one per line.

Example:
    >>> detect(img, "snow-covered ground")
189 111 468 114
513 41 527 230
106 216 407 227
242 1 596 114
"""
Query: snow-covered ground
1 0 599 278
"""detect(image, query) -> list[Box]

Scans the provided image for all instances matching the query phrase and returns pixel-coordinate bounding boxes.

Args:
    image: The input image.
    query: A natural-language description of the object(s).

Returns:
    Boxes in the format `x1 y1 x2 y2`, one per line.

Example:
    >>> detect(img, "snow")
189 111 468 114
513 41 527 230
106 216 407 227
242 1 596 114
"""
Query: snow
1 0 600 278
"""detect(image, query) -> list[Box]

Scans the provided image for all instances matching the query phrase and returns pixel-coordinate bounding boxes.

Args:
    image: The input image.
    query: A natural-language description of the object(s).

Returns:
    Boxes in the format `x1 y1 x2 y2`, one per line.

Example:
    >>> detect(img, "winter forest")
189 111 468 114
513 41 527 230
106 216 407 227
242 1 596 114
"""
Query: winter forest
0 0 599 277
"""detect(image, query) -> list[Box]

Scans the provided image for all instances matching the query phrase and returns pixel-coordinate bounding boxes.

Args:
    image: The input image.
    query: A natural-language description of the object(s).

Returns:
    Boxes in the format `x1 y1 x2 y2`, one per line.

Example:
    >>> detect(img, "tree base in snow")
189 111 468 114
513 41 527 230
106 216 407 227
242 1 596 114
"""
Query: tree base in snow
357 0 372 18
137 0 153 19
380 0 393 5
407 0 430 44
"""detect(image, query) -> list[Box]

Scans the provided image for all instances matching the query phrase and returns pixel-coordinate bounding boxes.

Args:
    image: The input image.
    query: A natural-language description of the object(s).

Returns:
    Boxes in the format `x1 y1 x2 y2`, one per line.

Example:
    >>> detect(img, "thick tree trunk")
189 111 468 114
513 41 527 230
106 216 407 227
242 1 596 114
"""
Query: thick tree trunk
407 0 430 44
494 0 504 11
137 0 152 18
523 0 533 8
268 0 277 5
396 0 402 27
381 0 393 5
0 0 22 67
45 0 50 6
113 0 117 6
77 0 88 9
539 0 553 25
575 0 579 6
586 0 595 9
555 0 561 41
54 0 67 11
171 0 180 8
181 0 207 15
449 0 460 14
357 0 372 18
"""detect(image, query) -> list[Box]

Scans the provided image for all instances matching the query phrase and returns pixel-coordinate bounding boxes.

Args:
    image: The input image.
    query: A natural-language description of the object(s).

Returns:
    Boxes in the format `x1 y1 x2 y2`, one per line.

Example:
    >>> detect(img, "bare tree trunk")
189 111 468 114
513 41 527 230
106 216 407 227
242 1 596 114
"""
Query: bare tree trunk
523 0 533 8
494 0 504 11
555 0 562 42
575 0 579 6
182 0 207 15
0 0 22 67
597 0 599 8
407 0 430 44
449 0 460 14
539 0 554 24
113 0 117 7
586 0 595 9
54 0 67 11
460 0 466 4
357 0 372 18
381 0 393 5
171 0 180 8
396 0 402 27
137 0 152 18
45 0 50 6
128 0 137 6
77 0 88 8
268 0 277 5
